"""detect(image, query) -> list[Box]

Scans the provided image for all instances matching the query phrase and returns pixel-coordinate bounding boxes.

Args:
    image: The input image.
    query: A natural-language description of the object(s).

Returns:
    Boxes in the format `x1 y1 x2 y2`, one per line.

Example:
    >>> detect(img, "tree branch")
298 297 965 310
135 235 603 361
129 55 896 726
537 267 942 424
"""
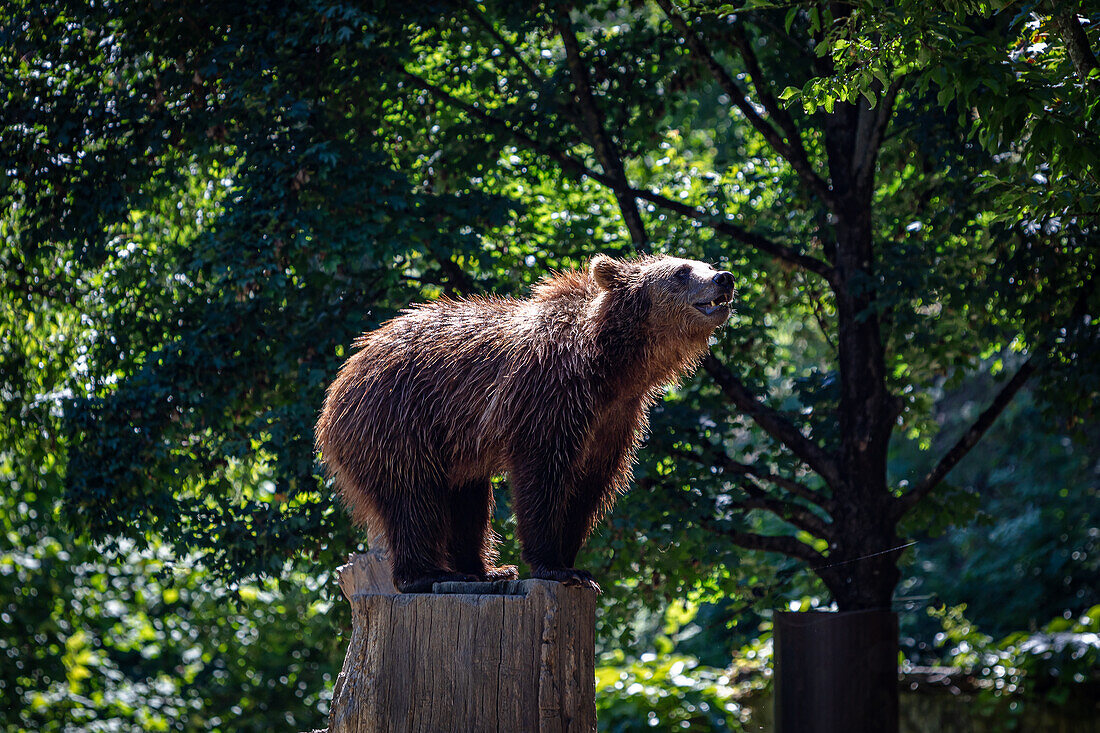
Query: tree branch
629 187 836 281
729 458 828 510
664 467 827 566
461 0 544 91
895 353 1039 518
797 270 839 353
728 24 833 202
554 9 648 251
401 69 835 280
401 68 603 174
672 444 830 509
852 78 901 192
656 0 835 207
729 497 828 537
895 266 1098 519
669 447 831 535
702 353 842 488
1049 2 1100 90
698 519 827 566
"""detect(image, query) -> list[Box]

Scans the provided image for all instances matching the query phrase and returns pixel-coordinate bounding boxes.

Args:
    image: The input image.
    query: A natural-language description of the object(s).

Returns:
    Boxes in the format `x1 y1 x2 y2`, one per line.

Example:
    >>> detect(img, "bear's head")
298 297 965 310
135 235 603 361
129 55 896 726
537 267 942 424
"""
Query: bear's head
589 254 735 341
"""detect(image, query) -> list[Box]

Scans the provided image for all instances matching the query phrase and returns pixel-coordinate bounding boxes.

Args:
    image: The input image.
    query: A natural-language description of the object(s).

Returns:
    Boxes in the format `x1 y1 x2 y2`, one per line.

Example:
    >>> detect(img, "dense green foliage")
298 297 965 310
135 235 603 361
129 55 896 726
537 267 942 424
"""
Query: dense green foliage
896 386 1100 652
795 0 1099 223
3 0 1097 729
0 478 344 731
594 652 761 731
924 603 1100 722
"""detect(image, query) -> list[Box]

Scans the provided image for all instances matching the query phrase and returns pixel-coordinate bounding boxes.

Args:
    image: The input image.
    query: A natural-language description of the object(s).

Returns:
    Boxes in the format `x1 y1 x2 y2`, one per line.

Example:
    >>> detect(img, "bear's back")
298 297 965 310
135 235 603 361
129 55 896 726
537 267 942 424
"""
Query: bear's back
318 290 596 486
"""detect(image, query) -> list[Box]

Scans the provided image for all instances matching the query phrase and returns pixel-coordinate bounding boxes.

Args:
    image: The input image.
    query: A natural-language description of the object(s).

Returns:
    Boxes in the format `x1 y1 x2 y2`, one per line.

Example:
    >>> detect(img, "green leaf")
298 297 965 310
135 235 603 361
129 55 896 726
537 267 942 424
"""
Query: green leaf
778 85 802 101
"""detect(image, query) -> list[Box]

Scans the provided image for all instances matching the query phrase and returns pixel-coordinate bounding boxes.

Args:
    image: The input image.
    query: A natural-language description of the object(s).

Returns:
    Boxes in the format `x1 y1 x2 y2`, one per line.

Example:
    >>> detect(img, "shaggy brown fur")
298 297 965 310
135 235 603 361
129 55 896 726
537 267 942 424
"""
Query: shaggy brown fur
315 254 735 592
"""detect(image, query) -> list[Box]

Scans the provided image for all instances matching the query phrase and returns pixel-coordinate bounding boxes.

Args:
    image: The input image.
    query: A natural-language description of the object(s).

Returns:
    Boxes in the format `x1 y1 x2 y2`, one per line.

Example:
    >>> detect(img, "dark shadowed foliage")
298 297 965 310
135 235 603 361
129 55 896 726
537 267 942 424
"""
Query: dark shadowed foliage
2 0 1097 730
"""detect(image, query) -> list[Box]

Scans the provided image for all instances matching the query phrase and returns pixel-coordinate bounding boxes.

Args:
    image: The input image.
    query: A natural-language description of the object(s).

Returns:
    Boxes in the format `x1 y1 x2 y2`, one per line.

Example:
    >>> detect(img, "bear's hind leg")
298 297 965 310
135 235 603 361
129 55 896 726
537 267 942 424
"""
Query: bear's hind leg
381 483 477 593
561 488 606 568
512 478 598 590
447 479 517 582
512 455 620 593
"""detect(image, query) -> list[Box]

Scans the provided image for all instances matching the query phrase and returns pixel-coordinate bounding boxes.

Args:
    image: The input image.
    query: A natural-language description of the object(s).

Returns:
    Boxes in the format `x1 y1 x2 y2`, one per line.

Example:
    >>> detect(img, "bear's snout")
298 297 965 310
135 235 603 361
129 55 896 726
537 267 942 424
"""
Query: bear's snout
712 271 734 290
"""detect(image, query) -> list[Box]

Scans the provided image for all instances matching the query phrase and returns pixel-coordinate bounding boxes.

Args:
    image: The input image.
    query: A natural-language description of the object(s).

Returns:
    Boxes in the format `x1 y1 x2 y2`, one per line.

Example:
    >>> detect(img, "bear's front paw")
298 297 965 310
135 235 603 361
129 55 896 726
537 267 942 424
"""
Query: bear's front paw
530 567 601 594
483 565 519 581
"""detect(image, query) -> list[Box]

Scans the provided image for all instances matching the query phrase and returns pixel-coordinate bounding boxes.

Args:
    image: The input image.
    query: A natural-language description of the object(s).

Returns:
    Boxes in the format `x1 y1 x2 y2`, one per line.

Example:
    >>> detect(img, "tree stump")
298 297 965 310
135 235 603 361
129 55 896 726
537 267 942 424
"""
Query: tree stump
774 610 899 733
329 554 597 732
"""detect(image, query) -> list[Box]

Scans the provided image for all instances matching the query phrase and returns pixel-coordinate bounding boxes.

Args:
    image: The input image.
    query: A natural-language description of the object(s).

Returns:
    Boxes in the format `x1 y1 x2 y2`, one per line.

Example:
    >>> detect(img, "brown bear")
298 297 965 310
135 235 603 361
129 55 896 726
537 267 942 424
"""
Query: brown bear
315 254 734 592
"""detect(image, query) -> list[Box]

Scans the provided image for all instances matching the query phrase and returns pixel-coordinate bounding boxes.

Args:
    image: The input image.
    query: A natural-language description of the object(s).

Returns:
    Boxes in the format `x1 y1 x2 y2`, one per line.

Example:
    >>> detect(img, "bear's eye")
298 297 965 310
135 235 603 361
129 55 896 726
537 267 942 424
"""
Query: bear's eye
674 265 691 282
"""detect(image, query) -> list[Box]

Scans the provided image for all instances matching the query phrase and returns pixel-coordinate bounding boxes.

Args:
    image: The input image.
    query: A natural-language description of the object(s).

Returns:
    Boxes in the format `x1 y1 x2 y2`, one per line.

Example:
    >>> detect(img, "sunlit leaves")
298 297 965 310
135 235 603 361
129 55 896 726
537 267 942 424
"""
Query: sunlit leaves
3 6 1097 725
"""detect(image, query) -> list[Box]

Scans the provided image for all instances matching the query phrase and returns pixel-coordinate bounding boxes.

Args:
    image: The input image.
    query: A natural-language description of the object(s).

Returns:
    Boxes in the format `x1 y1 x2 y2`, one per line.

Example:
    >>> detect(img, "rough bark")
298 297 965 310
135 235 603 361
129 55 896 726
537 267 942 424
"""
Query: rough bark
329 554 597 733
1049 2 1100 90
812 94 904 616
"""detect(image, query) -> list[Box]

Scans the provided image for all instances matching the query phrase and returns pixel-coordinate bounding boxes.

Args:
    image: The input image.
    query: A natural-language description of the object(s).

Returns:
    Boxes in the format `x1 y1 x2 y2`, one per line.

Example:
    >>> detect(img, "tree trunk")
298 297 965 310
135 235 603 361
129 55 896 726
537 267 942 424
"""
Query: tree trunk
827 201 903 614
328 554 597 733
804 99 901 732
822 98 902 614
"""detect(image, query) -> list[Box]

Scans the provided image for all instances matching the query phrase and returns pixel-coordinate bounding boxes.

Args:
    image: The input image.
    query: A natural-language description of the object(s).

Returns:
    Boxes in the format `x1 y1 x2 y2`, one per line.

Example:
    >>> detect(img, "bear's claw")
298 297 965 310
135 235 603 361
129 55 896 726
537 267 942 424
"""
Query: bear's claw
530 567 602 593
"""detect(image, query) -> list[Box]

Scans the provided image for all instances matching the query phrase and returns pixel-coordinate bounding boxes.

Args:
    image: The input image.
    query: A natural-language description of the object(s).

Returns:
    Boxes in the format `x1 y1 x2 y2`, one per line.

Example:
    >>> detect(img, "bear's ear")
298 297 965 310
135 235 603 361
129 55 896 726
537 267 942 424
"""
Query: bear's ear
590 254 629 290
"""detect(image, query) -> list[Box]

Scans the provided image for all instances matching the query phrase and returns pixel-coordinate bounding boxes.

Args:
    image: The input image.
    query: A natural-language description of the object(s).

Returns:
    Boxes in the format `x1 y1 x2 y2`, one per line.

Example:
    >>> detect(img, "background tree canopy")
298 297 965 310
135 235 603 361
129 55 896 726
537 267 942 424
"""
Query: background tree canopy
2 0 1097 730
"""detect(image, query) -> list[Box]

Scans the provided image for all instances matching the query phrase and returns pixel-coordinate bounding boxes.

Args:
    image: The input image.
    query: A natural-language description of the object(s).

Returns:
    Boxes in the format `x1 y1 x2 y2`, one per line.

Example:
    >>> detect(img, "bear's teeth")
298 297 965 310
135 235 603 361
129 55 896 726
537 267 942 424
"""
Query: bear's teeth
693 300 728 315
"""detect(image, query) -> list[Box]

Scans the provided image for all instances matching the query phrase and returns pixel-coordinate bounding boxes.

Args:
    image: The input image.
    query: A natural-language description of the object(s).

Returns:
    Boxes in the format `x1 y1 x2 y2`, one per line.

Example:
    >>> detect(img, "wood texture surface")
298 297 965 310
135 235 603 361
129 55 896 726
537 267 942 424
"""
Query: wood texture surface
336 549 396 597
774 610 899 733
330 555 596 733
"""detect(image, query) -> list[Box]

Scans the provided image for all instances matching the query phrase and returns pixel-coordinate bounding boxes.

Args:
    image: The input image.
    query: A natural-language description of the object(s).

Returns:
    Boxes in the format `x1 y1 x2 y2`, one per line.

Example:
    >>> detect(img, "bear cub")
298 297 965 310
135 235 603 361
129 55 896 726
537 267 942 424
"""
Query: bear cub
315 254 734 592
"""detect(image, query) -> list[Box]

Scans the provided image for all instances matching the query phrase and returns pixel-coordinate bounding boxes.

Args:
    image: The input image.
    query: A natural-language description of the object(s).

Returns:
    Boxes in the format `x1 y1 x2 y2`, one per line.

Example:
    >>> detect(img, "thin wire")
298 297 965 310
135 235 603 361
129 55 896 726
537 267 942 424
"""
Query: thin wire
814 540 919 571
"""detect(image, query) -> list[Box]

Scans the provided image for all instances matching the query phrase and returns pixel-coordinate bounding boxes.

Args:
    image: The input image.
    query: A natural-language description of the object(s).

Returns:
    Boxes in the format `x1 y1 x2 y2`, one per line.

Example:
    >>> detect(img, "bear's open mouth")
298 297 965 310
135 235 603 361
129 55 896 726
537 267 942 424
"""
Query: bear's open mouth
692 298 731 317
